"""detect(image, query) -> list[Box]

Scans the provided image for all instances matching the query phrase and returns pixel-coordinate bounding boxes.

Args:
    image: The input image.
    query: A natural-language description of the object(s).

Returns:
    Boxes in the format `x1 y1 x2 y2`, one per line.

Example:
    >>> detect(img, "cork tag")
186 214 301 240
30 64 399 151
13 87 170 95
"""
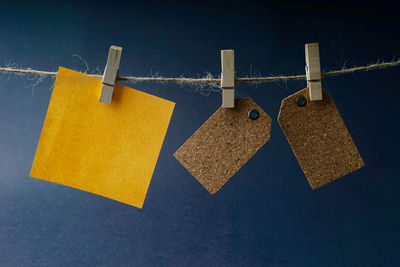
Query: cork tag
278 88 364 189
174 98 272 194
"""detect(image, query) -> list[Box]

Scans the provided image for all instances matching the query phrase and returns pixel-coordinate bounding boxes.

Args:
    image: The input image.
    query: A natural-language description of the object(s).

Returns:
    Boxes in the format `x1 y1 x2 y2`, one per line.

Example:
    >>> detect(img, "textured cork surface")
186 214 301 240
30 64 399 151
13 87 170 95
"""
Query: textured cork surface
174 98 272 194
278 88 364 189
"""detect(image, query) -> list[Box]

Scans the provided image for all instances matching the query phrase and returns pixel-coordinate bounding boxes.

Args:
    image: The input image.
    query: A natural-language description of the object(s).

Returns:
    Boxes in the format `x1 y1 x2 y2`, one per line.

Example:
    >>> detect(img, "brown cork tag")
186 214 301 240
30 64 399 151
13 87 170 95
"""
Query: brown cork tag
174 98 272 194
278 88 364 189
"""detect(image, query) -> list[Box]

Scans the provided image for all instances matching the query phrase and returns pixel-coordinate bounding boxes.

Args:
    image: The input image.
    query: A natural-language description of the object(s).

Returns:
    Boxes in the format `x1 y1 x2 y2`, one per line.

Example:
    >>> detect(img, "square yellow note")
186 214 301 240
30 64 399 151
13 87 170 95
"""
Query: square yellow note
30 67 175 208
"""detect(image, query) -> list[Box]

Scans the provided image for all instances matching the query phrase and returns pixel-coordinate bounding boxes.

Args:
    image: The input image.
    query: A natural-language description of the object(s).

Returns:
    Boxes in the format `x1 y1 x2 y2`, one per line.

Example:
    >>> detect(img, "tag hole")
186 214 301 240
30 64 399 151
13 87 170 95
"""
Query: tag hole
296 96 307 107
248 109 259 120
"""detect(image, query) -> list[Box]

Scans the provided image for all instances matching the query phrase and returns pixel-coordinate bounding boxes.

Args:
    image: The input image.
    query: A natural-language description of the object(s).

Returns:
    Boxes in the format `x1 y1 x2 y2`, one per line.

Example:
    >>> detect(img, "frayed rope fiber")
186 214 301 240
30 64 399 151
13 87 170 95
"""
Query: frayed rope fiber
1 60 400 85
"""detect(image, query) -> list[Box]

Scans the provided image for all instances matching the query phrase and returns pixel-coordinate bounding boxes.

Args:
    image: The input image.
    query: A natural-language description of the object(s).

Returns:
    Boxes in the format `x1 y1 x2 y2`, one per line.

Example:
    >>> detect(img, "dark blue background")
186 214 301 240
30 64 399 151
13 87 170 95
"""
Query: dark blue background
1 1 399 266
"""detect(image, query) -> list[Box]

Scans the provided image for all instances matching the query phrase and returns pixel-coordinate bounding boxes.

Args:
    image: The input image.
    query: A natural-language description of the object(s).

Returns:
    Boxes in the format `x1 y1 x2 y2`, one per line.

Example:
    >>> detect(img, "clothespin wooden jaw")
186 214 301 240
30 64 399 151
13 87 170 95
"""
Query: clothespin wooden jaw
305 43 322 101
221 50 235 108
100 45 123 104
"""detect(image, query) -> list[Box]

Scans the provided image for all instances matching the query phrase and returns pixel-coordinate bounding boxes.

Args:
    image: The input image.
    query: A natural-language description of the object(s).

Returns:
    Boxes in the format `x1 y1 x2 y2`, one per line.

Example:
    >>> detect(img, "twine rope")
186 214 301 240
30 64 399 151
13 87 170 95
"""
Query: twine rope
1 60 399 85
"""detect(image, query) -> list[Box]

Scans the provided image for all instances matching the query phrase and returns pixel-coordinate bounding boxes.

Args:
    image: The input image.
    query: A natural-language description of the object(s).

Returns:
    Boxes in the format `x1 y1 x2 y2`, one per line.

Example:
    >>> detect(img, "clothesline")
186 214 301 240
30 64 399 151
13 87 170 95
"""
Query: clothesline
1 60 399 85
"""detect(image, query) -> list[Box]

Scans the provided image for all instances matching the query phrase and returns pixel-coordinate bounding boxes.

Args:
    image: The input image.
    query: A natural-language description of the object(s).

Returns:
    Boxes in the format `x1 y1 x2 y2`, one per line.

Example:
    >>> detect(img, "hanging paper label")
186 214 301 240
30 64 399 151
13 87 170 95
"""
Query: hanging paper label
278 88 364 189
174 98 271 194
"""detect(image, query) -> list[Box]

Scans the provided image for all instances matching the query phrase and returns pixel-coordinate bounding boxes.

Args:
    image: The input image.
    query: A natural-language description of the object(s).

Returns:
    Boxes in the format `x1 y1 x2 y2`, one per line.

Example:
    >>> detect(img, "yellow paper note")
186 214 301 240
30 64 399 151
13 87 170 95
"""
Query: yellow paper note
30 67 175 208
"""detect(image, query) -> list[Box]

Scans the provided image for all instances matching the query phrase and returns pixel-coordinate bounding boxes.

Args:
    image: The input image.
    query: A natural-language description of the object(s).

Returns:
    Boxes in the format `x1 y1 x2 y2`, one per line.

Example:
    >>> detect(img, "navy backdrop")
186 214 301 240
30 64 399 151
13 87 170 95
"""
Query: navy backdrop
0 1 399 266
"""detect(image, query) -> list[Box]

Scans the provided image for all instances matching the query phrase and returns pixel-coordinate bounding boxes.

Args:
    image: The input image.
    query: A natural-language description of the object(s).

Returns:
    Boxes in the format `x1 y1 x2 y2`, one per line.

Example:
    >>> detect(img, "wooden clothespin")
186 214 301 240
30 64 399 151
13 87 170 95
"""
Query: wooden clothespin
221 50 235 108
100 45 123 104
305 43 322 101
